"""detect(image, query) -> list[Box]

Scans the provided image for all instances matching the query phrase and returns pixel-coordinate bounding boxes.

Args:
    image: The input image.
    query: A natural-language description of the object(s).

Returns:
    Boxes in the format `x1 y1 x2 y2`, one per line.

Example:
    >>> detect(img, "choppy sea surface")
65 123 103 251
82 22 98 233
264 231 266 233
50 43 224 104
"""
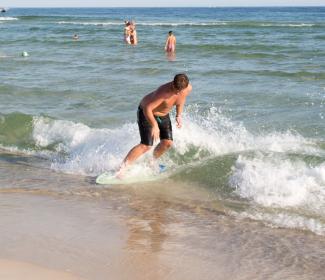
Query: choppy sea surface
0 7 325 239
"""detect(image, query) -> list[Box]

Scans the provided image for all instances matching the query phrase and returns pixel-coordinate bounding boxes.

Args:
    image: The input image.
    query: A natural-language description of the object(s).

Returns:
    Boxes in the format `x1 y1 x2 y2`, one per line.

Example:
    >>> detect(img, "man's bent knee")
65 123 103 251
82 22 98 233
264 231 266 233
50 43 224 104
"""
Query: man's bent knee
139 143 152 152
161 140 173 149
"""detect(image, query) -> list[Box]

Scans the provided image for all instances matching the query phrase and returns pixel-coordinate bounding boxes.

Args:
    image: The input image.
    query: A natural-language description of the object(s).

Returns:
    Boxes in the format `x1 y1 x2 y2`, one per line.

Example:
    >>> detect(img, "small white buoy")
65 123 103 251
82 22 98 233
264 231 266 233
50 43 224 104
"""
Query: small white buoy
22 51 29 57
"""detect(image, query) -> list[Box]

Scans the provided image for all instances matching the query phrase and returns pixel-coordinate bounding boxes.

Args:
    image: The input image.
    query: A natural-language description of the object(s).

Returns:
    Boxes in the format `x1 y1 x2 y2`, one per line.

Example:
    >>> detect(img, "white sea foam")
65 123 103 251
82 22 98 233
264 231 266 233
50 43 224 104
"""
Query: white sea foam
174 106 320 157
0 17 18 21
0 144 46 157
261 23 315 27
57 21 121 26
57 21 228 27
136 21 228 26
229 155 325 214
235 211 325 236
30 107 323 177
32 116 141 175
56 20 315 28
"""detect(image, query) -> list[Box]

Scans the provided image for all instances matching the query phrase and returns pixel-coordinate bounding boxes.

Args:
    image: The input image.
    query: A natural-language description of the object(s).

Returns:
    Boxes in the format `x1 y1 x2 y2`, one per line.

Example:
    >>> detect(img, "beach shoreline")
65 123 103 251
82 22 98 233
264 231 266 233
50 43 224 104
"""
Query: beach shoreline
1 186 324 280
0 259 84 280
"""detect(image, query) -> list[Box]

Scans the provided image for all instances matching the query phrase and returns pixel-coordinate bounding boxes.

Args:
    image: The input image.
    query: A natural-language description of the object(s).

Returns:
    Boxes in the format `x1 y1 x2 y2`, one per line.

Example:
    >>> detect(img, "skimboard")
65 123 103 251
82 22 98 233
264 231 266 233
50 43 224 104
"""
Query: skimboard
96 164 167 185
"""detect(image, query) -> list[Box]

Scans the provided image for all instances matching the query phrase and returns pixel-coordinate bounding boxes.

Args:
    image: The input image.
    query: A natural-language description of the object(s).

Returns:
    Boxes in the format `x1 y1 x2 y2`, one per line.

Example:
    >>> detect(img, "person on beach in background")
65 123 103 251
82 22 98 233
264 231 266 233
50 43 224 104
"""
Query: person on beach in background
72 34 79 40
164 31 176 52
129 21 138 45
116 73 192 178
124 21 131 44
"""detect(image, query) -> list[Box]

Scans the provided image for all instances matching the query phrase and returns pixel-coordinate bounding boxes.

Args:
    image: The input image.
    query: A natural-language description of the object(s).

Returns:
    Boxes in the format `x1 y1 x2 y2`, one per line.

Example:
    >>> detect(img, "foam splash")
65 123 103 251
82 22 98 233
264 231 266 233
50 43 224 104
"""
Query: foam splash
26 107 322 179
29 107 323 176
229 155 325 214
33 116 140 175
32 117 166 177
174 106 320 157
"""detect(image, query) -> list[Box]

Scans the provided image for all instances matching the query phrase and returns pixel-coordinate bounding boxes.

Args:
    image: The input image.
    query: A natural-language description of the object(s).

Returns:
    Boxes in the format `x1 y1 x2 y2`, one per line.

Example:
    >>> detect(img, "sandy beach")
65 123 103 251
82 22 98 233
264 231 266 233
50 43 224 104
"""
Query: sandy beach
0 153 324 280
0 259 84 280
1 189 325 280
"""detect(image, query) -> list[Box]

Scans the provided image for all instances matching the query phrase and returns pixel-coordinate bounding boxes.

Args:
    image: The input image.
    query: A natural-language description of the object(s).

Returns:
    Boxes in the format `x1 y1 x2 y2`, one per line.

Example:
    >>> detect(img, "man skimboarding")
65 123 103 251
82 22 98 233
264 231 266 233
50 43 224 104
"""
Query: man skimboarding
117 73 192 177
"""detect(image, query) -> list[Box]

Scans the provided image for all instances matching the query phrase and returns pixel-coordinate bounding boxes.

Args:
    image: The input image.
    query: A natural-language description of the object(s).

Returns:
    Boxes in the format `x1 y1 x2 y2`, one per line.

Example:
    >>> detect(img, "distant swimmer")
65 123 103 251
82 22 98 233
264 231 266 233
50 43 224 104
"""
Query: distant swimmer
116 73 192 178
72 34 79 40
129 21 138 45
124 20 137 45
164 31 176 52
124 21 131 44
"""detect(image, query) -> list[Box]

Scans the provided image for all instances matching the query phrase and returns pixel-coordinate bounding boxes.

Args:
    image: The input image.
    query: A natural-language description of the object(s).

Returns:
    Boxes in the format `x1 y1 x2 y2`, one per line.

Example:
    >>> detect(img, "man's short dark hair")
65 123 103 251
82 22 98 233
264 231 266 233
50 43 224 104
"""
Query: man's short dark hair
169 31 173 35
173 73 189 91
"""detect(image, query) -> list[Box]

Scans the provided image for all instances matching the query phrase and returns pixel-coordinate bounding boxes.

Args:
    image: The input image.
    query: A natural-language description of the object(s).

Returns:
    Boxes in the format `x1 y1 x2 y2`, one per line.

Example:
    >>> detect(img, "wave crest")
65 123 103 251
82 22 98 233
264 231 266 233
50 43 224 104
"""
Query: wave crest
0 17 18 21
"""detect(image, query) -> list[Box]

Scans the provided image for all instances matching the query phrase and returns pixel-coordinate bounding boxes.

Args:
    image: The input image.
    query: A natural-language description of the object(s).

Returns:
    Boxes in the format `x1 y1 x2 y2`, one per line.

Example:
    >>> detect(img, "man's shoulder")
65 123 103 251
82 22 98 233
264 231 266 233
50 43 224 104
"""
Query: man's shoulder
157 82 171 90
157 83 173 95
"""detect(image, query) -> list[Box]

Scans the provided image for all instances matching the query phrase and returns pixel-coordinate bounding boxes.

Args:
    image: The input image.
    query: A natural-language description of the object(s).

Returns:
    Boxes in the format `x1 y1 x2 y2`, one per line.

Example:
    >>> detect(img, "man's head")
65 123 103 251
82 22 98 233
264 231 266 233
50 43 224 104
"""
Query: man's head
168 31 173 36
173 73 189 92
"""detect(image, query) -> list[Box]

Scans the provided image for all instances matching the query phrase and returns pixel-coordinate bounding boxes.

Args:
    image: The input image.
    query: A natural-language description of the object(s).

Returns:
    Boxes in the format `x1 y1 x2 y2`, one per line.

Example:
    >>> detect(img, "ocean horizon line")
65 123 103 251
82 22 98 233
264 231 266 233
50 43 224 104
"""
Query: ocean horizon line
4 6 325 9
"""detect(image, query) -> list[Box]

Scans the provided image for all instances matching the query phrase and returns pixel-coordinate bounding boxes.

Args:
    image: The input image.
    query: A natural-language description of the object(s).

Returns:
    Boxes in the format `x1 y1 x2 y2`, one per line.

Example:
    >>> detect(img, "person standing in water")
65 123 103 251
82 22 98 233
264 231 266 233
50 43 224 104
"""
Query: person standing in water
129 21 138 45
124 21 131 44
117 73 192 177
164 31 176 52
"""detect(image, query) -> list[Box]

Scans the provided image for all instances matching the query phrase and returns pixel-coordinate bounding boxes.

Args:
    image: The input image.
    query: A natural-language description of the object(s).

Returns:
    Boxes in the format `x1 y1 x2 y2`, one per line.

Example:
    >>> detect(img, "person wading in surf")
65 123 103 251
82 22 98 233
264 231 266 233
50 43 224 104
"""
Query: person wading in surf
116 73 192 178
164 31 176 52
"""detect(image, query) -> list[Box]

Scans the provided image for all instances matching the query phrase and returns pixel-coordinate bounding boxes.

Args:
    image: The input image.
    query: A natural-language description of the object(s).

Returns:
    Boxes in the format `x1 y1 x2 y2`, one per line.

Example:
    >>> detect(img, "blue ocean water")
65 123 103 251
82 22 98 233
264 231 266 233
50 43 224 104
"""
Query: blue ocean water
0 7 325 234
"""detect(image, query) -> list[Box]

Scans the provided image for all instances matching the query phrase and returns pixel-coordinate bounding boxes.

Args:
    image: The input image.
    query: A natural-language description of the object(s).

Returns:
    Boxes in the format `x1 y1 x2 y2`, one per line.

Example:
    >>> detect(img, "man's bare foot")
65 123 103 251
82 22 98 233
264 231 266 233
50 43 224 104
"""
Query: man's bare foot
115 163 127 179
115 169 124 179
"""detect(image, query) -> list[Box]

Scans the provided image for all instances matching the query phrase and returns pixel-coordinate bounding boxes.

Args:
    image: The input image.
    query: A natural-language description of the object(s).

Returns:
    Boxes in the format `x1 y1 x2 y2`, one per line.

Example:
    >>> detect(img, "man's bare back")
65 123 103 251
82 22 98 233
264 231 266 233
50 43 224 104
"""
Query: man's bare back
165 31 176 52
140 82 191 116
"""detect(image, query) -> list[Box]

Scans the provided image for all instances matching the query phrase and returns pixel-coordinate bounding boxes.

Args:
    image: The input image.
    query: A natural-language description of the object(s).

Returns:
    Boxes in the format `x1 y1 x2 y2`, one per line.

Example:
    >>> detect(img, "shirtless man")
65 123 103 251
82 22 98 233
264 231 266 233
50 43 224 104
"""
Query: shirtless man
164 31 176 52
117 73 192 177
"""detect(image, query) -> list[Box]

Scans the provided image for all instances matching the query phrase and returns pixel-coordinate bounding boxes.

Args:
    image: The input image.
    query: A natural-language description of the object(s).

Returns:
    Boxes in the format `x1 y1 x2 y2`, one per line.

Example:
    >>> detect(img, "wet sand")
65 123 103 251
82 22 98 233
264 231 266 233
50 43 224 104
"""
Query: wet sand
0 157 325 279
1 190 325 280
0 259 84 280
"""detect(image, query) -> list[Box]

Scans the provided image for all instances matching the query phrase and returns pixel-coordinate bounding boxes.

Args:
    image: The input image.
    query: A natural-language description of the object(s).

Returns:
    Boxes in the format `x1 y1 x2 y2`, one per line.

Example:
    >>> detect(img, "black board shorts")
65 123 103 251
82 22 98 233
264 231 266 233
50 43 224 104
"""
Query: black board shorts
137 106 173 146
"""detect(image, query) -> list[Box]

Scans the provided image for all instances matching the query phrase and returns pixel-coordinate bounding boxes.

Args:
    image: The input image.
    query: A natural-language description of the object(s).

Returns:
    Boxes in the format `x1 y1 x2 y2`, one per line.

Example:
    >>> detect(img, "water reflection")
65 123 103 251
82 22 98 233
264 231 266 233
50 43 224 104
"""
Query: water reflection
166 51 176 62
126 195 169 253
